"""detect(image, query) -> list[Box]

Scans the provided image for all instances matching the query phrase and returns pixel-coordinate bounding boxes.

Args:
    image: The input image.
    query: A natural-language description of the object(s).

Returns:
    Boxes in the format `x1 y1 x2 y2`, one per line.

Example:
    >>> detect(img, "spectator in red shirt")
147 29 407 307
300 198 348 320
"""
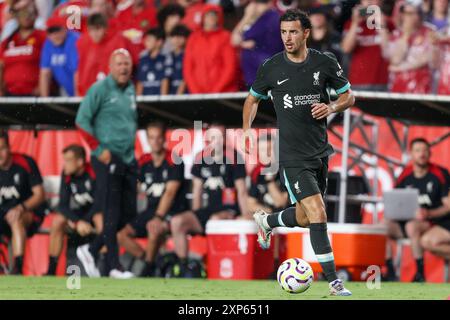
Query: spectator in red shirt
88 0 122 37
52 0 90 33
115 0 157 50
0 3 45 96
380 1 435 94
341 0 393 91
177 0 207 32
75 13 137 96
183 4 239 93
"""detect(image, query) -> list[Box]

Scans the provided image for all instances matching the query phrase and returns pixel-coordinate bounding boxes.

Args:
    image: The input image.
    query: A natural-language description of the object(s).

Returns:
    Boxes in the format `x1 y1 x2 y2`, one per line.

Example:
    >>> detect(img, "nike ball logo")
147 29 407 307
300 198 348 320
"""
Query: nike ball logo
277 79 289 85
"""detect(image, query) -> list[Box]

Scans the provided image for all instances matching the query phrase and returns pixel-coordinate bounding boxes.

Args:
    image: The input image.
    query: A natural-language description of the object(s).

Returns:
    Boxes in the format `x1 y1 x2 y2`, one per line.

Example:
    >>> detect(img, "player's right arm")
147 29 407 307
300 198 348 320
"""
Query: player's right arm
242 60 271 153
242 94 260 153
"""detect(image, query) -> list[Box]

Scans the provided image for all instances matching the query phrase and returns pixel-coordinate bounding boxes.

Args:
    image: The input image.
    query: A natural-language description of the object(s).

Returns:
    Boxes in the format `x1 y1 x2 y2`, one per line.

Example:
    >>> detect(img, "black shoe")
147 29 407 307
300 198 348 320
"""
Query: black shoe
412 272 425 282
140 262 156 277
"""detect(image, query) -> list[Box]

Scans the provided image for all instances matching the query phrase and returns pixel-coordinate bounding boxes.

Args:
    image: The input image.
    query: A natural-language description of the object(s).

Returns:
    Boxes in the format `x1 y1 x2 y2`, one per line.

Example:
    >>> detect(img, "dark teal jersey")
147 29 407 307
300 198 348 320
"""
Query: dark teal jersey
250 48 351 166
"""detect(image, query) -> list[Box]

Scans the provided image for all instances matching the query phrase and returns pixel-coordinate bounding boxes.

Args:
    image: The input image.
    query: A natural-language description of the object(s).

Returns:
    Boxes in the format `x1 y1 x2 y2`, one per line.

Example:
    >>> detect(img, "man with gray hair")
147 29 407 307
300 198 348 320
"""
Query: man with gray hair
75 48 138 279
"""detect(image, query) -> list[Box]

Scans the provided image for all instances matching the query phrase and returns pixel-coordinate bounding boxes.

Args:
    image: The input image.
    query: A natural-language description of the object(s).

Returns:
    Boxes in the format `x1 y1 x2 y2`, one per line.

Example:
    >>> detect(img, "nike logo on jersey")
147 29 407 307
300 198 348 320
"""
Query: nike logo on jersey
277 79 289 85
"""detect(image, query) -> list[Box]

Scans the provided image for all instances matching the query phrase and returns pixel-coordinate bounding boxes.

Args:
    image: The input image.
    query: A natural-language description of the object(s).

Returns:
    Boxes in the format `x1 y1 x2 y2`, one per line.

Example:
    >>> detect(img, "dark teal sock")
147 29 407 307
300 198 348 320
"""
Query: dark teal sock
309 223 338 282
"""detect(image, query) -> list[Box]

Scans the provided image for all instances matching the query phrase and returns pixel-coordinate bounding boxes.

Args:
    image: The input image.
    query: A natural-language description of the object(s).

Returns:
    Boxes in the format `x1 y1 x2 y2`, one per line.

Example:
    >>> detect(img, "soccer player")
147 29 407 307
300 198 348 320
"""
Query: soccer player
0 130 47 274
46 144 102 276
75 48 137 279
384 138 450 282
117 121 189 277
242 9 355 296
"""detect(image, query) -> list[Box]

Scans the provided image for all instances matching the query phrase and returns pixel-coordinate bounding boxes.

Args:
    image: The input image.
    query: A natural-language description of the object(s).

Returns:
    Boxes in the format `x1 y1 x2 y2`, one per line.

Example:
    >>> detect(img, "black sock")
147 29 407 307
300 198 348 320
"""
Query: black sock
385 258 396 276
309 223 338 282
266 207 299 228
47 256 58 275
416 258 424 275
88 236 103 260
14 256 24 274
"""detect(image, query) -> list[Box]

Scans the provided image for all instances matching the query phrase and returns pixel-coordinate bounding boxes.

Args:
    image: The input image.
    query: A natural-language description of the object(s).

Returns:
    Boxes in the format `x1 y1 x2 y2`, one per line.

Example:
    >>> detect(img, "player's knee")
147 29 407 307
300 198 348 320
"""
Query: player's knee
420 234 433 250
170 215 184 233
8 214 23 227
117 228 128 242
296 214 310 227
405 221 419 237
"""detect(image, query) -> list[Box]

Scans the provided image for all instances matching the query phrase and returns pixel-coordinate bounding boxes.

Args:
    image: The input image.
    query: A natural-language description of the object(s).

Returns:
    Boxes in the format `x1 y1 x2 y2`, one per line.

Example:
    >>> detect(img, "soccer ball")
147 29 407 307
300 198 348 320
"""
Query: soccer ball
277 258 314 294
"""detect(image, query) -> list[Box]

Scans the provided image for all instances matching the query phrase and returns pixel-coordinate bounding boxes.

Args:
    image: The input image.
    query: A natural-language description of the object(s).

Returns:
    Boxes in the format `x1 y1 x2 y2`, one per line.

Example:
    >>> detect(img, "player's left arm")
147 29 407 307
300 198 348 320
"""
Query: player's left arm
312 53 355 120
22 157 45 212
154 180 181 218
312 89 355 120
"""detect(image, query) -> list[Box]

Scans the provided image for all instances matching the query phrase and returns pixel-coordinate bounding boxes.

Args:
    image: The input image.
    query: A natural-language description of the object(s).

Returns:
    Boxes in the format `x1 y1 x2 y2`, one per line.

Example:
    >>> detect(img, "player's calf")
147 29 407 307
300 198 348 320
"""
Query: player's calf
47 213 68 275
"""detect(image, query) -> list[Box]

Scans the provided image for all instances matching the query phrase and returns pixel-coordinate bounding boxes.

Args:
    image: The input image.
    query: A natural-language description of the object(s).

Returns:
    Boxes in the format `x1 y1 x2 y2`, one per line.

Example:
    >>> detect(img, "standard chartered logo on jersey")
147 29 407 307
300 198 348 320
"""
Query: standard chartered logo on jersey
283 93 320 109
283 94 293 109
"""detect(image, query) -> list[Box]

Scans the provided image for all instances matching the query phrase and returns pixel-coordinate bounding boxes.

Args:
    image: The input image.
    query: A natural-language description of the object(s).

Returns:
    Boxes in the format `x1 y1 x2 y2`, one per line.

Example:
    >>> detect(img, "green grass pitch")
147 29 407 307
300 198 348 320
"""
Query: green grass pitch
0 276 449 300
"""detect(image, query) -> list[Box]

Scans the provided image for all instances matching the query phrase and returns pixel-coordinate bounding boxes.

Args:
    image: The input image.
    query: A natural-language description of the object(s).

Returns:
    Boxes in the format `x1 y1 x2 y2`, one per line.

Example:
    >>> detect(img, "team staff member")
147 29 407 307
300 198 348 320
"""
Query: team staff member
242 10 355 296
0 4 46 96
118 121 189 277
385 138 450 282
75 48 137 279
0 130 46 274
46 144 102 276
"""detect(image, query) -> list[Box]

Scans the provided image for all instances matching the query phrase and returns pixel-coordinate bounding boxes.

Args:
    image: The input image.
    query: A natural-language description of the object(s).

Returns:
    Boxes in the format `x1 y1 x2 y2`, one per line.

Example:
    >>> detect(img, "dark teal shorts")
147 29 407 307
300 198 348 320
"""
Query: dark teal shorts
281 157 328 204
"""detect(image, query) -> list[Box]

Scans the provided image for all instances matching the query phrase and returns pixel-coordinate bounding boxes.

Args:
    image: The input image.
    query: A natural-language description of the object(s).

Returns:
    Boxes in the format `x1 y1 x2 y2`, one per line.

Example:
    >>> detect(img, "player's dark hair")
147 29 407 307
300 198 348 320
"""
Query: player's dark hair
146 121 167 136
0 129 9 146
87 13 108 28
63 144 86 162
280 9 312 30
169 24 191 38
145 27 166 41
410 138 430 150
157 4 185 28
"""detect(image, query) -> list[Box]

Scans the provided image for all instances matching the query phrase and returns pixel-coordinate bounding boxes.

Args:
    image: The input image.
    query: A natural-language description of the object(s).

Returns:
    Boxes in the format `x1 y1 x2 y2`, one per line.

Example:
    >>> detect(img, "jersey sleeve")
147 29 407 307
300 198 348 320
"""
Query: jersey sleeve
250 61 271 100
191 163 202 179
324 52 351 94
232 163 247 182
57 174 80 221
26 156 43 187
168 155 185 182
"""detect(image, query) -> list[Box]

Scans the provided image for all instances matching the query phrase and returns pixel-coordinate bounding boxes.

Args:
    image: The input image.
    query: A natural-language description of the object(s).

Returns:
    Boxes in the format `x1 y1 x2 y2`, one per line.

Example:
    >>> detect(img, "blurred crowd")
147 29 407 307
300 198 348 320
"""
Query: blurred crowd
0 0 450 97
